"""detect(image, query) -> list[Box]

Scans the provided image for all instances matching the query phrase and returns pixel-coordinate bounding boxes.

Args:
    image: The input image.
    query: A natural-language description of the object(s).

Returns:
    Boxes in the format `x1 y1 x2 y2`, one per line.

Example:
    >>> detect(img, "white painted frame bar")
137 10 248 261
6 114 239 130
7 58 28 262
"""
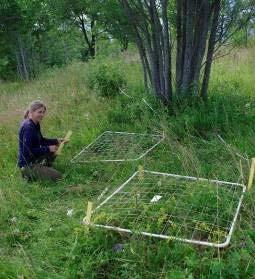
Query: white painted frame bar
86 170 246 248
71 131 165 163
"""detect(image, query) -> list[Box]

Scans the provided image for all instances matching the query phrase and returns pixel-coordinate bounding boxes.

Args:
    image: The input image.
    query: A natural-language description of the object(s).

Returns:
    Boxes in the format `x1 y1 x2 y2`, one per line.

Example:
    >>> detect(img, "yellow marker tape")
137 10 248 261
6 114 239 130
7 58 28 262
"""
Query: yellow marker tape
248 158 255 191
55 130 72 155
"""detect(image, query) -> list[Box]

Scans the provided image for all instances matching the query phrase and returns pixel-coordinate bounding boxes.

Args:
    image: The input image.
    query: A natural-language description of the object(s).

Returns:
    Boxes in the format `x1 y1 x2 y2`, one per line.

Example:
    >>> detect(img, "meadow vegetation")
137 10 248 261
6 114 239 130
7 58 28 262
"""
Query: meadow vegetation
0 43 255 278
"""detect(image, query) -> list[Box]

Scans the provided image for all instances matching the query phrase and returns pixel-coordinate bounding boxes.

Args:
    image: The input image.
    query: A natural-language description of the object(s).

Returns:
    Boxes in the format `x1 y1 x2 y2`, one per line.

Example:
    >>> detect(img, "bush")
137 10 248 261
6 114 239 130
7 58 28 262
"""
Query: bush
231 29 248 47
88 61 126 97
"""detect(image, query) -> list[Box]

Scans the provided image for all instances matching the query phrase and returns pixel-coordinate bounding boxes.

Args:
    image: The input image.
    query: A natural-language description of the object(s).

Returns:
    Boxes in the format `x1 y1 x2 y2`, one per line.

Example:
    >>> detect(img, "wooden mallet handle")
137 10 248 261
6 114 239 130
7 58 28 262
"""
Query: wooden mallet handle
248 158 255 191
55 130 72 155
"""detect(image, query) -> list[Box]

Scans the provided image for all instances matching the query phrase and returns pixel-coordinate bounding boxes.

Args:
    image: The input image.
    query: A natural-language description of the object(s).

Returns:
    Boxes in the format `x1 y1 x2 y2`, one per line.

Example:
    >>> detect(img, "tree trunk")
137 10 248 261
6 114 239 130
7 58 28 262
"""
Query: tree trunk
161 0 171 103
148 1 162 99
201 0 221 99
181 0 195 93
176 0 183 93
16 34 29 80
189 0 210 95
79 15 96 58
90 19 96 57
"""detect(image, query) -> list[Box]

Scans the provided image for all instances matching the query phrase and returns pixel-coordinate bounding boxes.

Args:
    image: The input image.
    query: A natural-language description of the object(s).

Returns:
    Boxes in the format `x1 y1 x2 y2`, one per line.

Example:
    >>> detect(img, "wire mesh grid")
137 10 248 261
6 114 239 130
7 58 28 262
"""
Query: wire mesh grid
89 170 245 247
71 131 164 163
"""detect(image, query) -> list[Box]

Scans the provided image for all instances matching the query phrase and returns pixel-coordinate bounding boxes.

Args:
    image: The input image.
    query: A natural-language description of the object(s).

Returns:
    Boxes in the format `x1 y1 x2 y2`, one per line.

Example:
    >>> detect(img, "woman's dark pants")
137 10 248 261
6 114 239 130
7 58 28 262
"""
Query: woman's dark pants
21 154 62 182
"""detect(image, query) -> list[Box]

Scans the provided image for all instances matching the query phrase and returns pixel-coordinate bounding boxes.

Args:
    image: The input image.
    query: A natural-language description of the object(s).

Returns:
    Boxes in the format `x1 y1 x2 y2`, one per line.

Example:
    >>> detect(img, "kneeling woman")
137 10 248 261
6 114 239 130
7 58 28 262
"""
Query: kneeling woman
18 100 67 181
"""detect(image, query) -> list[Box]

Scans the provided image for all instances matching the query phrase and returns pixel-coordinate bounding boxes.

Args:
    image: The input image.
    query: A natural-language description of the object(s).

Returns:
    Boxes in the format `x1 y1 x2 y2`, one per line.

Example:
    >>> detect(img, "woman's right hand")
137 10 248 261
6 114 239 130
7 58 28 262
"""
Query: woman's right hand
49 145 58 153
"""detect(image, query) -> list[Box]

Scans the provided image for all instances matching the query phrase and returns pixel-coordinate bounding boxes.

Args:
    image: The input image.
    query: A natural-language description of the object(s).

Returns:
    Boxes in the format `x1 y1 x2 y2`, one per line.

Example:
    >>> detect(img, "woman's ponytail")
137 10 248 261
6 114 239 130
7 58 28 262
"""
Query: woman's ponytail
24 110 30 119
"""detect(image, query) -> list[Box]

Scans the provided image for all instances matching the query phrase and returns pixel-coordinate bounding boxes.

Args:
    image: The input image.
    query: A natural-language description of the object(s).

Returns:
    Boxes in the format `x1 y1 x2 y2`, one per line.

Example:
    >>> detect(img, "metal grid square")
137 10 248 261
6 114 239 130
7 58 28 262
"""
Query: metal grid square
88 171 245 248
71 131 164 163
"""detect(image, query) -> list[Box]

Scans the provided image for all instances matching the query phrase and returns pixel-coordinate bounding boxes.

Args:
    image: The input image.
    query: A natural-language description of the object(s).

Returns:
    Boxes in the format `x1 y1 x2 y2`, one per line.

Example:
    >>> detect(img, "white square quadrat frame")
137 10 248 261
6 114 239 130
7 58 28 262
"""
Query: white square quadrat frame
84 170 246 248
71 131 165 163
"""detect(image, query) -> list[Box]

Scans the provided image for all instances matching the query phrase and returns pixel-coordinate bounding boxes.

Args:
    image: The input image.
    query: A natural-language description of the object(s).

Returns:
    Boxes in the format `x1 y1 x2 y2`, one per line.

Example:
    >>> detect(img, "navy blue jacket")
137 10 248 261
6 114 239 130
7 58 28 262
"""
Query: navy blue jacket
18 119 58 167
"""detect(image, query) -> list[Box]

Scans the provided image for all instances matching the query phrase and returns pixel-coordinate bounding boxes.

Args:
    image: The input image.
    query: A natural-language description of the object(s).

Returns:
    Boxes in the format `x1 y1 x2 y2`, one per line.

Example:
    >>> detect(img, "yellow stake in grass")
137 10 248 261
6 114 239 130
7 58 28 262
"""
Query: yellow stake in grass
55 130 72 155
248 158 255 191
138 165 144 181
84 201 93 225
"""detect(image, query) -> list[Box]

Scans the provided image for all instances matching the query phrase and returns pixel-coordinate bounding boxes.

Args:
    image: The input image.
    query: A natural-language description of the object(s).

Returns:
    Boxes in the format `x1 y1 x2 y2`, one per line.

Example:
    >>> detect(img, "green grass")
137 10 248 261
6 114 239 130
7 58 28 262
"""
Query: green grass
0 45 255 278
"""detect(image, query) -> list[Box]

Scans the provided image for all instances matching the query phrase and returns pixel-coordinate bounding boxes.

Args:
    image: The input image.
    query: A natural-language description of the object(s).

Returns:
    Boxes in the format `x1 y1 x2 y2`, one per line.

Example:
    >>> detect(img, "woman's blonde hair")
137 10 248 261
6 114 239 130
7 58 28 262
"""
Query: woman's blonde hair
24 100 47 119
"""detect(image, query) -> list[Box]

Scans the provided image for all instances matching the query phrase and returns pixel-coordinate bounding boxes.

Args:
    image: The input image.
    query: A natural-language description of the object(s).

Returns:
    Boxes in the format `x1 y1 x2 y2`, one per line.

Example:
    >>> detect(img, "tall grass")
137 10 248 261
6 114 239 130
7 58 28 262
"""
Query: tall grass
0 44 255 278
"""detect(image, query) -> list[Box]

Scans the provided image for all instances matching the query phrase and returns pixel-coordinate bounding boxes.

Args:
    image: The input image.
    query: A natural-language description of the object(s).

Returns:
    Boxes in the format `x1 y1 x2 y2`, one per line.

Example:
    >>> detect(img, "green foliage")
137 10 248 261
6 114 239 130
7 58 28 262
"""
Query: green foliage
0 0 85 80
88 61 127 97
0 55 15 80
107 97 146 126
98 0 132 50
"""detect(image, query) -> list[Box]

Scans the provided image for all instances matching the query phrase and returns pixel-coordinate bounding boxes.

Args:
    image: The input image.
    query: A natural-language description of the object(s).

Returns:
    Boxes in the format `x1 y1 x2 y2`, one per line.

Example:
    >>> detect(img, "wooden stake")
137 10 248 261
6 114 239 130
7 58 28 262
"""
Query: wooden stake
84 201 93 225
55 130 72 155
162 131 165 139
239 159 244 184
248 158 255 191
138 165 144 181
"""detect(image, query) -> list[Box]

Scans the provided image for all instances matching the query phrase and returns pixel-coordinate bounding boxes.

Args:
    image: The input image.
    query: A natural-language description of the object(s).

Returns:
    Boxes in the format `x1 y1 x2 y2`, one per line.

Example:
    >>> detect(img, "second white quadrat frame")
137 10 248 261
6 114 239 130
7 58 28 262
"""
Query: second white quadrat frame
85 170 245 248
71 131 164 163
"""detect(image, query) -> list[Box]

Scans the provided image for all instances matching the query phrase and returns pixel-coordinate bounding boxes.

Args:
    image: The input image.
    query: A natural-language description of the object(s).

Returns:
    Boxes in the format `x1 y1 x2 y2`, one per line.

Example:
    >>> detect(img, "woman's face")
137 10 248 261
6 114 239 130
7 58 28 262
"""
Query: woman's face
29 107 46 124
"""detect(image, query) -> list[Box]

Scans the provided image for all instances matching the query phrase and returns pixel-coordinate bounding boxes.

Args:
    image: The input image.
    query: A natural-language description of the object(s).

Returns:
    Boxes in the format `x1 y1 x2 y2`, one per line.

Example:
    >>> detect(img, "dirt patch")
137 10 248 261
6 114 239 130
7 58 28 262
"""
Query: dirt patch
0 109 23 125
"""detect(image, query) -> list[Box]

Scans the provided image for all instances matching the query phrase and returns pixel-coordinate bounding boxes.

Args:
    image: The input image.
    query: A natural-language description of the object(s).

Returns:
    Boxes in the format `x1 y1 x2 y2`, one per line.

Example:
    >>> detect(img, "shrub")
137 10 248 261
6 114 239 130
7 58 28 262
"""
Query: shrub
88 62 126 97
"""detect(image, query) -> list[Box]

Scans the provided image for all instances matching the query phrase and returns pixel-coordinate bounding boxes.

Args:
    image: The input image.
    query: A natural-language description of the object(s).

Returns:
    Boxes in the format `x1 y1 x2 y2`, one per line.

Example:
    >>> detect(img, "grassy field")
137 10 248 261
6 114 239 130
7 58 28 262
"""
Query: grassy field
0 45 255 278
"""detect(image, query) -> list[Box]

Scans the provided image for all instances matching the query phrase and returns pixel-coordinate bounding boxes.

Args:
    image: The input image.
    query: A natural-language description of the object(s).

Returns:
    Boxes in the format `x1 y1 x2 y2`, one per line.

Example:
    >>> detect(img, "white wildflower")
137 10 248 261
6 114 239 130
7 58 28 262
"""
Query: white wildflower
84 113 90 120
67 209 73 217
10 217 17 223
